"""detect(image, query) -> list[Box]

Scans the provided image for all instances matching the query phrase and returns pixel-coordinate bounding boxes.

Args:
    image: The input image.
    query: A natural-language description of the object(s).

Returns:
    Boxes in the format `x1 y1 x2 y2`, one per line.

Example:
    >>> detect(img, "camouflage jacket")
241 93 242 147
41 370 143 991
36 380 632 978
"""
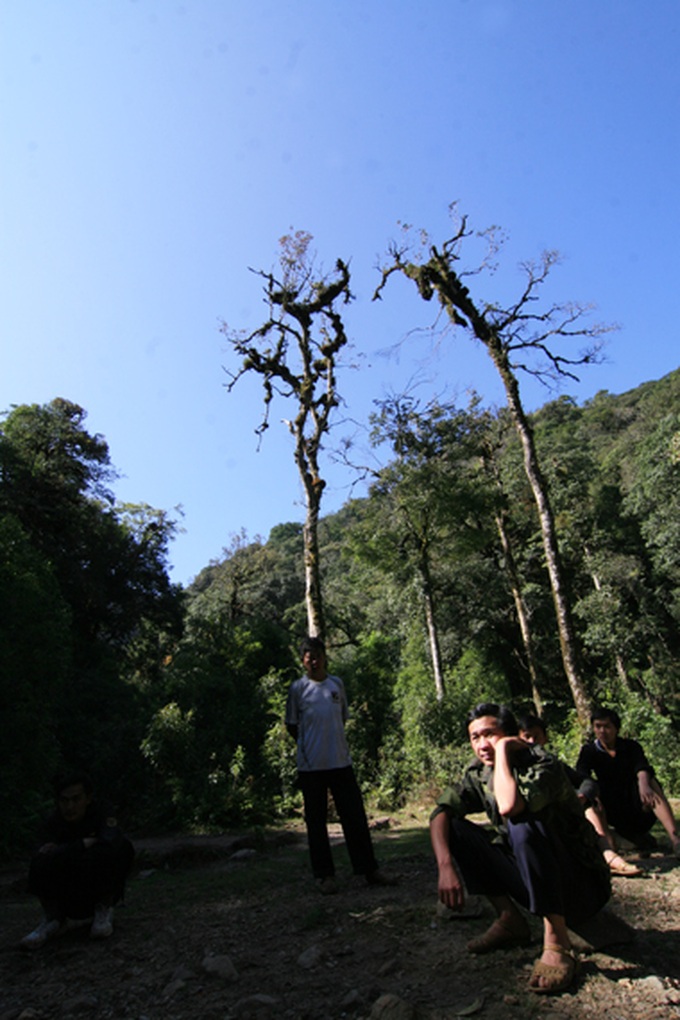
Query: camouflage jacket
433 744 607 877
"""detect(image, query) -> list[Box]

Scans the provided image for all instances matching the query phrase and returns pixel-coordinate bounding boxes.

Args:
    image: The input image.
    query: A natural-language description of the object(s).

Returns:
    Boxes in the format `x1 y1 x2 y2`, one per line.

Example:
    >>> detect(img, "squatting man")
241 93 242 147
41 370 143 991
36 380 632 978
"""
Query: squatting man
430 703 611 995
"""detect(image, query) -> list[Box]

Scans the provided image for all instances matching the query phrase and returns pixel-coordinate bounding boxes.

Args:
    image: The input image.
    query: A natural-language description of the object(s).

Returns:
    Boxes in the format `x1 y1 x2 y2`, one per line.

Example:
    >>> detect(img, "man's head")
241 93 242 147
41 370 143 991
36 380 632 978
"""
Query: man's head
517 713 548 747
466 702 518 767
54 771 94 823
300 635 327 681
590 706 620 749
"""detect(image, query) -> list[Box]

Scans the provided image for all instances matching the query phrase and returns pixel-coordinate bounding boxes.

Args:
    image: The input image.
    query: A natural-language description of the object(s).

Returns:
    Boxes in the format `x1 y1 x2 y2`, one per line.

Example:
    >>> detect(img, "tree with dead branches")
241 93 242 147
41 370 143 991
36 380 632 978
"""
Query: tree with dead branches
374 209 614 725
221 232 353 641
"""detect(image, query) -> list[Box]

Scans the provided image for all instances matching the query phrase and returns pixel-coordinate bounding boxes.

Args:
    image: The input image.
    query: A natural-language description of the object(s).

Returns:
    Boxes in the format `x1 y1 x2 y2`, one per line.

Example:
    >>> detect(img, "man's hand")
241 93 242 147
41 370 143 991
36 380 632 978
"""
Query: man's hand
437 859 465 911
638 772 657 811
494 735 527 757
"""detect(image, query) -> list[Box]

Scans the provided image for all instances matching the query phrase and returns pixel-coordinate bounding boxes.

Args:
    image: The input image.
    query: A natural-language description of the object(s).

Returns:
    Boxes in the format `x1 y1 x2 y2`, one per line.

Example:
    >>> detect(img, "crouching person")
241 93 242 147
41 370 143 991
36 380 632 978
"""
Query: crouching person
21 771 135 949
430 703 610 995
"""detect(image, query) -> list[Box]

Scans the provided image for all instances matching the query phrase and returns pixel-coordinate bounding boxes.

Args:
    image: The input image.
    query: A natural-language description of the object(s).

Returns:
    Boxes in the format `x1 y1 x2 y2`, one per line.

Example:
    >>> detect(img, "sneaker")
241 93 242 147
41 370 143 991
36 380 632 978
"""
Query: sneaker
366 870 398 887
317 877 339 895
20 917 62 950
90 905 114 939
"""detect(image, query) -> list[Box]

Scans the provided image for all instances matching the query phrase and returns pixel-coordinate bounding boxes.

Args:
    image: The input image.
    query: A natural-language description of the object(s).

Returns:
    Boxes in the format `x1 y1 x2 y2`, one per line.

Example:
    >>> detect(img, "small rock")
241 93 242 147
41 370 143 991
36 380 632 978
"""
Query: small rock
202 953 239 981
60 994 98 1013
170 964 196 982
232 993 279 1017
378 957 399 976
231 848 257 860
636 974 666 995
162 978 187 998
297 944 325 969
341 988 363 1008
370 993 415 1020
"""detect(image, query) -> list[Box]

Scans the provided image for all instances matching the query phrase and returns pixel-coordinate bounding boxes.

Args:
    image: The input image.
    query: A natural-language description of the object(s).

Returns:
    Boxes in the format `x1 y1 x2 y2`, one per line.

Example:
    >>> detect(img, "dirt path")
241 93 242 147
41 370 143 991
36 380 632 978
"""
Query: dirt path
2 818 680 1020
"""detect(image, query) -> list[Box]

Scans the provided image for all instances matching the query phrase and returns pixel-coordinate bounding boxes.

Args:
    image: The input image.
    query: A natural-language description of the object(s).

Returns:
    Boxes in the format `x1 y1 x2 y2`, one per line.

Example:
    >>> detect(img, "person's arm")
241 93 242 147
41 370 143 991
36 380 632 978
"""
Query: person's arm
493 737 527 817
430 808 465 910
284 682 299 743
637 768 657 808
625 739 656 808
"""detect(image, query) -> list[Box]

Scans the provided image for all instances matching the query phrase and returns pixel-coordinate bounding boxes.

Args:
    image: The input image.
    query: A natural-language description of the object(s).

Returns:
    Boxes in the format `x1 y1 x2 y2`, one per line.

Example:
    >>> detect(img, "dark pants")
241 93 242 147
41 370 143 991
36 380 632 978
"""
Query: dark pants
28 838 135 920
601 785 656 843
449 816 609 925
298 766 378 879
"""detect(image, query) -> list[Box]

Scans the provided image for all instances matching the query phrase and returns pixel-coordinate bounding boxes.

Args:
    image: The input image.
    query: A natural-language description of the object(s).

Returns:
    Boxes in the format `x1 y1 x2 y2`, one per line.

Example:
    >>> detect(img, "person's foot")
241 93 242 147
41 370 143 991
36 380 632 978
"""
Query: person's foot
317 876 339 895
20 917 62 950
90 905 114 939
529 944 579 994
467 916 531 954
366 870 398 887
603 849 644 876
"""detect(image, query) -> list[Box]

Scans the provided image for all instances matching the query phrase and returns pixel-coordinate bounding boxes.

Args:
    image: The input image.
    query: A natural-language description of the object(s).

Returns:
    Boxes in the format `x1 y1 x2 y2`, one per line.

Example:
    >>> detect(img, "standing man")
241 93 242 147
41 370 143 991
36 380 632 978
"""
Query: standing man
431 703 610 995
286 636 394 893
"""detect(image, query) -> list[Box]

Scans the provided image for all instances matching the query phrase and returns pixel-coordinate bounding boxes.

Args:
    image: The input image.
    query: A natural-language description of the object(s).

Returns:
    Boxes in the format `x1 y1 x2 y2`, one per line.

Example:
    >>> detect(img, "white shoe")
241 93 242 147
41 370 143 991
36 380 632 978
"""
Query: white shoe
90 905 114 939
20 917 62 949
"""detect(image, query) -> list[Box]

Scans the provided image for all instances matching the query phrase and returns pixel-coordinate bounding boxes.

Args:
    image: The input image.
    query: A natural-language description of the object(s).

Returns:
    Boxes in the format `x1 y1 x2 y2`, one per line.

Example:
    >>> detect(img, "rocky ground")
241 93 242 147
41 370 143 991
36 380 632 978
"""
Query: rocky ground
2 809 680 1020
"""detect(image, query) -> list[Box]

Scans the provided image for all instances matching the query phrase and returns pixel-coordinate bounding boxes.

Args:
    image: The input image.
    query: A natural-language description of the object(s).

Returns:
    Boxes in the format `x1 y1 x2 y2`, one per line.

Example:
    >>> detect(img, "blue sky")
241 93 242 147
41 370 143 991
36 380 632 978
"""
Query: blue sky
2 0 679 585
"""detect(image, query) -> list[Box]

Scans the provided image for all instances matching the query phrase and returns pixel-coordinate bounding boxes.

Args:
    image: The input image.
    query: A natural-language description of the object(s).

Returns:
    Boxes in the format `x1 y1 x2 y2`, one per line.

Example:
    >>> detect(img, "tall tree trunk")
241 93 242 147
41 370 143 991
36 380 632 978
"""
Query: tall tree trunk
376 234 603 726
418 545 445 701
301 472 325 641
493 355 590 724
495 509 544 714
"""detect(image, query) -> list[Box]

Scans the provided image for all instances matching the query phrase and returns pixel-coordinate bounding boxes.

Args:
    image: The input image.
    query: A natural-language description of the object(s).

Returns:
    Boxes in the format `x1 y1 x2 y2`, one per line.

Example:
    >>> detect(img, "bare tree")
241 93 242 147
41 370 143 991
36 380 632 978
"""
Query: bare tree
374 210 613 725
221 232 353 640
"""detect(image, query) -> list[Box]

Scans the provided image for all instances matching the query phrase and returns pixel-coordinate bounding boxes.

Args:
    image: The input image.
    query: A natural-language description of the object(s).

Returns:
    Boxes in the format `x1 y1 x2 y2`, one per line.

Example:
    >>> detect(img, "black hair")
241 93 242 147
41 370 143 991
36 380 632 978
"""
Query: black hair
516 713 547 735
590 706 621 731
466 702 518 736
53 770 94 799
299 635 326 658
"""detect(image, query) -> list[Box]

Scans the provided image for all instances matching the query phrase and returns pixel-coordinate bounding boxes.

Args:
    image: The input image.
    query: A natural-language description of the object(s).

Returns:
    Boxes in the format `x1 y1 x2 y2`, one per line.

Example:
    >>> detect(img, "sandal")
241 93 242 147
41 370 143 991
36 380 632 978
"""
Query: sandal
467 917 531 954
529 944 580 995
603 850 643 877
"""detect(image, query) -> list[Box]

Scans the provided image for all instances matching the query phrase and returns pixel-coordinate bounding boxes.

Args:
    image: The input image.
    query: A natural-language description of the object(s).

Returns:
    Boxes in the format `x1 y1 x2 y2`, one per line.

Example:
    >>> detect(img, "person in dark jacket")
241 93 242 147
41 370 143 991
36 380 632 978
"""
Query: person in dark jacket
431 703 610 994
575 706 680 857
517 713 642 876
21 771 134 949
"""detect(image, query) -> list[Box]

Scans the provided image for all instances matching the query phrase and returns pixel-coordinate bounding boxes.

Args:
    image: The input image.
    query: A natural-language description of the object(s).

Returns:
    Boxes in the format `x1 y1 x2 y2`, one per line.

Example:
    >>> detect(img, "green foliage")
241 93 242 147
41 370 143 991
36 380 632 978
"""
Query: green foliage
617 691 680 794
0 515 71 853
4 367 680 851
0 399 183 850
140 612 295 828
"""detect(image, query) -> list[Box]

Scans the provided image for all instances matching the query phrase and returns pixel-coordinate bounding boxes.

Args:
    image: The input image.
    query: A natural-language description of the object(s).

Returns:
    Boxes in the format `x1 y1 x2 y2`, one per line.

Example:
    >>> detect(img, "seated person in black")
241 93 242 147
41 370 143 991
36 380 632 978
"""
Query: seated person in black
431 703 610 995
517 713 642 876
21 771 135 949
575 706 680 857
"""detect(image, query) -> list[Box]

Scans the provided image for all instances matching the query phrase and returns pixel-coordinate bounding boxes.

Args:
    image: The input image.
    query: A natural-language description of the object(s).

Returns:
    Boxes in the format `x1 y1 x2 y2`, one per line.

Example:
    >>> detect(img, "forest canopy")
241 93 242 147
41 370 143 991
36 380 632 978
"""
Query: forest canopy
2 371 679 856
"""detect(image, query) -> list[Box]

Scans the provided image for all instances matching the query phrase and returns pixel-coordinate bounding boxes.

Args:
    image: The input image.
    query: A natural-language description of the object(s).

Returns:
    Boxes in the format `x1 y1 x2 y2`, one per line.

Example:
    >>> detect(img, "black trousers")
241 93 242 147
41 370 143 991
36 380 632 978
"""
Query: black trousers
298 766 377 879
28 838 135 920
449 816 609 925
601 784 656 842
